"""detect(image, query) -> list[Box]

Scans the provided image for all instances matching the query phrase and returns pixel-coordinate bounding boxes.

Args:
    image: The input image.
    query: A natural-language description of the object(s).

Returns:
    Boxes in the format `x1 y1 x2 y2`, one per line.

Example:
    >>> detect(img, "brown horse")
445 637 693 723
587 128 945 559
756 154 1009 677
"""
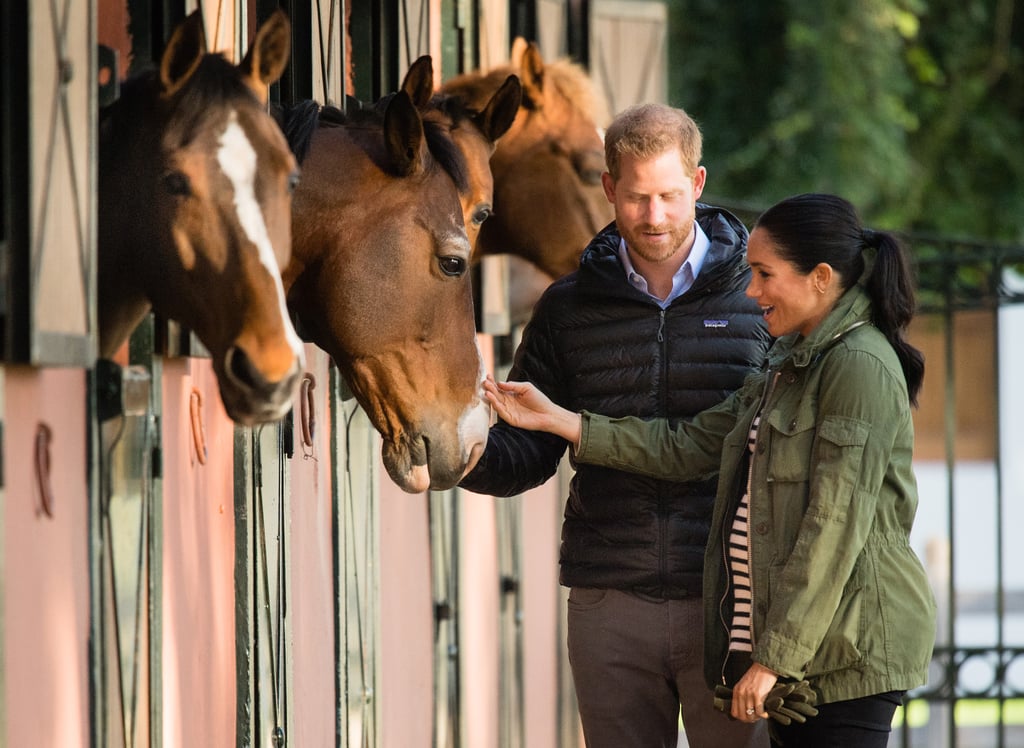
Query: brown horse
276 61 519 493
98 10 304 425
398 56 521 252
442 39 614 289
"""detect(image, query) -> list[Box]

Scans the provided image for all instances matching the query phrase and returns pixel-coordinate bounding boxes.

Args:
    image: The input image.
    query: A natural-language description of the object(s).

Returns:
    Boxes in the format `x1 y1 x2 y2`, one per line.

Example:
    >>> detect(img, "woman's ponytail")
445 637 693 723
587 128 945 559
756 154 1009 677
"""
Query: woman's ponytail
863 230 925 406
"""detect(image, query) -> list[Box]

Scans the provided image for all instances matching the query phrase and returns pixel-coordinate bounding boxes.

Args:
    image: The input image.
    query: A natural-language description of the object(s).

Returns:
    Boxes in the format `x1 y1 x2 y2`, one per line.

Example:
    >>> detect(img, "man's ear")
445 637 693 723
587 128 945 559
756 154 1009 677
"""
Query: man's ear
692 166 707 201
601 171 615 203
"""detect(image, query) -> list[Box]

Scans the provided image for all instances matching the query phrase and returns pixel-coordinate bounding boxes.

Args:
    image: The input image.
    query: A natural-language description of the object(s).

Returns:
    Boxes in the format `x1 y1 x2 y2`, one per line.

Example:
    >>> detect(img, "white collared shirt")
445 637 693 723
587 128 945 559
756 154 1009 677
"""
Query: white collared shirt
617 223 711 308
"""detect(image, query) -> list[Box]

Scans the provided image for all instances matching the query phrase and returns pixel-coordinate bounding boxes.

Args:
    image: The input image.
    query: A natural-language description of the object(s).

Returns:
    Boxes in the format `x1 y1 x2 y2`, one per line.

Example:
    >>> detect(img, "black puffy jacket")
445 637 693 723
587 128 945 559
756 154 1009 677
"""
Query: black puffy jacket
461 205 771 598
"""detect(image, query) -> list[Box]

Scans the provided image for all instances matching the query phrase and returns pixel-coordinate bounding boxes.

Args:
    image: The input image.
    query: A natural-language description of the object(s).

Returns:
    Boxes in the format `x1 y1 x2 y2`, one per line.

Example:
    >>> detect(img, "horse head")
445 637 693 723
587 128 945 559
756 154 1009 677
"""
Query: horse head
279 85 492 493
98 9 304 425
441 40 614 281
399 56 521 252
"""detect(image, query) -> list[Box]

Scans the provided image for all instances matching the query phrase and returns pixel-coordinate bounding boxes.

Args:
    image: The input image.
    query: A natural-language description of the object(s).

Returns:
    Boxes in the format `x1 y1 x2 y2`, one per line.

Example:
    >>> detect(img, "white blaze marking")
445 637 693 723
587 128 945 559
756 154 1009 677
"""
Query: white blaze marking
217 111 304 358
457 336 492 451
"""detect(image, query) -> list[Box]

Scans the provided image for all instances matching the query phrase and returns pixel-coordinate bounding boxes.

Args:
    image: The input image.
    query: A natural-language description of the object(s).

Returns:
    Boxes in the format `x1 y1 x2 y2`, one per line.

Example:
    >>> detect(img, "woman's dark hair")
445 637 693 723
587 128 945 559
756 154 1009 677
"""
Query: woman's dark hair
754 193 924 405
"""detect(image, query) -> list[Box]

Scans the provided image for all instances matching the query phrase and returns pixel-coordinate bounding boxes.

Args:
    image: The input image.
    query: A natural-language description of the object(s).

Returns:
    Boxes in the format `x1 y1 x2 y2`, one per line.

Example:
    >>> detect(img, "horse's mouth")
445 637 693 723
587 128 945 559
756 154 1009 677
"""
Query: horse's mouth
217 367 302 426
221 388 297 426
380 434 432 493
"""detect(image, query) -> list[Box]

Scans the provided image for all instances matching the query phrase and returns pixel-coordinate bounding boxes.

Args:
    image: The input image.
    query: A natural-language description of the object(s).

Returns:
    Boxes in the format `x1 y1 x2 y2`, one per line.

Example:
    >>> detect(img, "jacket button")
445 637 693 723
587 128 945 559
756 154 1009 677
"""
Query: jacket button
789 419 797 430
755 522 769 535
757 441 766 454
786 372 797 383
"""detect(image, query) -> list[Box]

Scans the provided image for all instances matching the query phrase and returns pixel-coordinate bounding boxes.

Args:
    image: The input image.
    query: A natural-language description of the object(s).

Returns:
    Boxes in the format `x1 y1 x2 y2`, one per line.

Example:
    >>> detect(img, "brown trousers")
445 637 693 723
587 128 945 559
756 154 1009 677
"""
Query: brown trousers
567 588 769 748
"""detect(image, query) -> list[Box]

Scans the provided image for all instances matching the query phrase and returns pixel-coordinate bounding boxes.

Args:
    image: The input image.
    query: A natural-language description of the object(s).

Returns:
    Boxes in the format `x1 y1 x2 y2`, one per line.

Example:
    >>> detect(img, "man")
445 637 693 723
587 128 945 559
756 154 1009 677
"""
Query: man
460 103 771 747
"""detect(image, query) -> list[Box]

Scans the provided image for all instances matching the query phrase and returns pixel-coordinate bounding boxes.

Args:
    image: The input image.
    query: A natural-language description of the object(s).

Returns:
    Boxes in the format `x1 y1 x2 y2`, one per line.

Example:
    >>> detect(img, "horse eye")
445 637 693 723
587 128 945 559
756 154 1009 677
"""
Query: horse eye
438 256 466 277
287 170 301 194
162 171 192 197
472 206 492 226
573 150 606 186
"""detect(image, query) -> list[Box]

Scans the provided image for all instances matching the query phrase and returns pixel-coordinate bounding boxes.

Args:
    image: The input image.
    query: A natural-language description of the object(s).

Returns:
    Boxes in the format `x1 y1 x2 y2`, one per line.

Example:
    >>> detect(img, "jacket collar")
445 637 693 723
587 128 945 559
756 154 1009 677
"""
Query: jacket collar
768 286 873 369
577 204 749 294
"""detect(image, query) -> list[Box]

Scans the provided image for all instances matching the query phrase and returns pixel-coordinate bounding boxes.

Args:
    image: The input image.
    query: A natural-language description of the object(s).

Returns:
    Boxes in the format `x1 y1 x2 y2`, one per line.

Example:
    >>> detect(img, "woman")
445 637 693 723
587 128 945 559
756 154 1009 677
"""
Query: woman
485 193 936 747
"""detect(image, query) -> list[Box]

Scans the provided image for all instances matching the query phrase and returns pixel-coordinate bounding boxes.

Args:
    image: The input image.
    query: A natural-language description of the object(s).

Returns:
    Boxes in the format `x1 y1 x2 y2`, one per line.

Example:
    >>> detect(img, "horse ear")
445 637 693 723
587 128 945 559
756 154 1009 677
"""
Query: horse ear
510 37 529 68
383 90 425 176
518 42 545 108
240 9 292 104
476 74 522 142
402 56 435 109
160 10 207 97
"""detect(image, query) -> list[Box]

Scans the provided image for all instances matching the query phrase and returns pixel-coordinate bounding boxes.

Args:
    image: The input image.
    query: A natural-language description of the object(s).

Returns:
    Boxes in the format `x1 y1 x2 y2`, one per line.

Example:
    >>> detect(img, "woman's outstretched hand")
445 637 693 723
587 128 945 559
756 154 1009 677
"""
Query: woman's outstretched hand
483 377 583 445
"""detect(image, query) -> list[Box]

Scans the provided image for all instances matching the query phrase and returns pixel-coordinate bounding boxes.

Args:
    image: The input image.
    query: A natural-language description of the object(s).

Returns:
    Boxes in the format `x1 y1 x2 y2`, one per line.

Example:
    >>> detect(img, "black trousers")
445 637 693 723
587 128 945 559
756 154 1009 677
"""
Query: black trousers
769 690 905 748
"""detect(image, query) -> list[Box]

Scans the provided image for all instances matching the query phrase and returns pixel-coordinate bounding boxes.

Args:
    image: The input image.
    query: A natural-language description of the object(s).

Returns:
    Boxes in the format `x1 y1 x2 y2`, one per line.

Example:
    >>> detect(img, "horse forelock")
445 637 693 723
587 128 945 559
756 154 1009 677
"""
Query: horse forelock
104 55 266 150
168 55 265 141
422 119 469 194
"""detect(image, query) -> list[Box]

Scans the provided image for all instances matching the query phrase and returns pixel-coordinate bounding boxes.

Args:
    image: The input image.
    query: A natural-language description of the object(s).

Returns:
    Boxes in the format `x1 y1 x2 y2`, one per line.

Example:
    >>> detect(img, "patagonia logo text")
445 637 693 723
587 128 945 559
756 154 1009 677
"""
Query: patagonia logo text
703 319 729 328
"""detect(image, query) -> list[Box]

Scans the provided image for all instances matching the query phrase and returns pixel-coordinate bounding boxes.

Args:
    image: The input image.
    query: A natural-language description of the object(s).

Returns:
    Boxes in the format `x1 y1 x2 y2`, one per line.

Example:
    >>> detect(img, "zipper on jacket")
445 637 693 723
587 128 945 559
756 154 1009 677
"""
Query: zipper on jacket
719 368 779 685
749 370 778 647
657 306 668 585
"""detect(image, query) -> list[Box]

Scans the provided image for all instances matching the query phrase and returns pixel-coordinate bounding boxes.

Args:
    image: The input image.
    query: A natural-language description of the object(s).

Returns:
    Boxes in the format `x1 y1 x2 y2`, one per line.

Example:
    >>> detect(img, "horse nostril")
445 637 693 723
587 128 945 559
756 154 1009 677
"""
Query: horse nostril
226 346 265 391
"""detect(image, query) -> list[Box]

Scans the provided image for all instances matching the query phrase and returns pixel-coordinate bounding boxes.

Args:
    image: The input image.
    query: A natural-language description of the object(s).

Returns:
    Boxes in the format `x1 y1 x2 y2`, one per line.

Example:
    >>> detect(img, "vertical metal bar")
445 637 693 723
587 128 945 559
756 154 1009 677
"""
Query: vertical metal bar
943 296 958 747
566 0 588 64
330 366 345 744
339 0 348 103
234 427 255 748
992 275 1006 748
450 492 461 747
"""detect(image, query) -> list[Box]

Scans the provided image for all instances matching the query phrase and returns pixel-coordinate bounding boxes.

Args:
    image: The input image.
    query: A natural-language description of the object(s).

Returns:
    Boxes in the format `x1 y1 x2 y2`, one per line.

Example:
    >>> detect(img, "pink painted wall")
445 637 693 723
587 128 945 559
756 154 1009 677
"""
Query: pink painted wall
380 481 435 747
522 481 564 748
460 491 500 748
375 331 569 748
288 345 337 746
3 366 91 748
160 357 237 748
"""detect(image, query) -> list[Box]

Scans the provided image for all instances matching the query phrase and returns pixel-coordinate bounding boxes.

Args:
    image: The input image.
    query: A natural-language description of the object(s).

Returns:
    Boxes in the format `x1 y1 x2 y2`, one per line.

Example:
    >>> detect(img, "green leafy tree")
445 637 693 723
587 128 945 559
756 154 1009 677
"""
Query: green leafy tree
667 0 1024 240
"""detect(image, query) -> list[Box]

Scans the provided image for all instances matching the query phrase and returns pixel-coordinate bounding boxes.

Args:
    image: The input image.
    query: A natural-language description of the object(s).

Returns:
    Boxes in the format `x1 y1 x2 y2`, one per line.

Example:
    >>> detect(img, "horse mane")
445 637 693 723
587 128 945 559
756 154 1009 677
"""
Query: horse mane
446 55 609 127
541 58 610 125
275 95 469 193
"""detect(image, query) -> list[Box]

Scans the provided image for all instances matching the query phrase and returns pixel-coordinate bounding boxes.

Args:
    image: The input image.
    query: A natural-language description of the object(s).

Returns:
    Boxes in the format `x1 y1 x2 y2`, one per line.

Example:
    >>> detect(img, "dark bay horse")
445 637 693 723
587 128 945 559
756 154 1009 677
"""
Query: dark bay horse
276 62 519 493
98 10 303 425
441 39 614 288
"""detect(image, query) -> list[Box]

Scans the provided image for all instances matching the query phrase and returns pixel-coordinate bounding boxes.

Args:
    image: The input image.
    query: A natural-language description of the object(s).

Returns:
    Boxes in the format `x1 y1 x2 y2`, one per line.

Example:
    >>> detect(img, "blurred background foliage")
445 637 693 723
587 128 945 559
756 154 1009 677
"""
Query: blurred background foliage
666 0 1023 243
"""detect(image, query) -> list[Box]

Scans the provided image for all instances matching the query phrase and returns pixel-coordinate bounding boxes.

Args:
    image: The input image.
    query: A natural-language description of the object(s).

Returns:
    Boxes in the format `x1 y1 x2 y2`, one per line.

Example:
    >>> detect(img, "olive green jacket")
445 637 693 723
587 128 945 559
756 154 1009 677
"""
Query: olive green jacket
576 285 936 703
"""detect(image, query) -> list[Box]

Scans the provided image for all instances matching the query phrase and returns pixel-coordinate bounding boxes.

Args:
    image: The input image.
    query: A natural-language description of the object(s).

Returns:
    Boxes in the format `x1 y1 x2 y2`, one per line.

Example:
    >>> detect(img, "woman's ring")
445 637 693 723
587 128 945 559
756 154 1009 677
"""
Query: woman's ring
746 707 756 716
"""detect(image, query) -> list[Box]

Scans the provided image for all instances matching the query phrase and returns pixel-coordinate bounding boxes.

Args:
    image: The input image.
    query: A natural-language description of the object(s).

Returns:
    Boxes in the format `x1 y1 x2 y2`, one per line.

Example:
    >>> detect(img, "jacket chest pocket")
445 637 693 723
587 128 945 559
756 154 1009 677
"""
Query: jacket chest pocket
761 409 871 541
762 405 816 484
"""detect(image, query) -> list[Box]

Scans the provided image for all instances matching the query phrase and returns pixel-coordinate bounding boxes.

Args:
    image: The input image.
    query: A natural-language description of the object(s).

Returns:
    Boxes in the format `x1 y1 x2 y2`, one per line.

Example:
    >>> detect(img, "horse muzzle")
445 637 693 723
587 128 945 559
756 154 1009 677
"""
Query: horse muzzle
217 344 304 425
381 403 489 494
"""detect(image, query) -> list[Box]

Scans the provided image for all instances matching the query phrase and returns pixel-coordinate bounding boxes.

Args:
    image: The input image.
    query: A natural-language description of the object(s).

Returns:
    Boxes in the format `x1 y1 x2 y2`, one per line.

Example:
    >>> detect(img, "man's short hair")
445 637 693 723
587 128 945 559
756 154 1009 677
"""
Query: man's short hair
604 103 702 181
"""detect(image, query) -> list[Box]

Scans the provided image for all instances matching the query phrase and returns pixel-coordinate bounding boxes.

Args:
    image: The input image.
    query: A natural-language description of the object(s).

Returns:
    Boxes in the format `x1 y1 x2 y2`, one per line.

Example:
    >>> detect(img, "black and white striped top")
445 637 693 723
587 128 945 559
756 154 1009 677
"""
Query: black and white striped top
728 414 760 652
